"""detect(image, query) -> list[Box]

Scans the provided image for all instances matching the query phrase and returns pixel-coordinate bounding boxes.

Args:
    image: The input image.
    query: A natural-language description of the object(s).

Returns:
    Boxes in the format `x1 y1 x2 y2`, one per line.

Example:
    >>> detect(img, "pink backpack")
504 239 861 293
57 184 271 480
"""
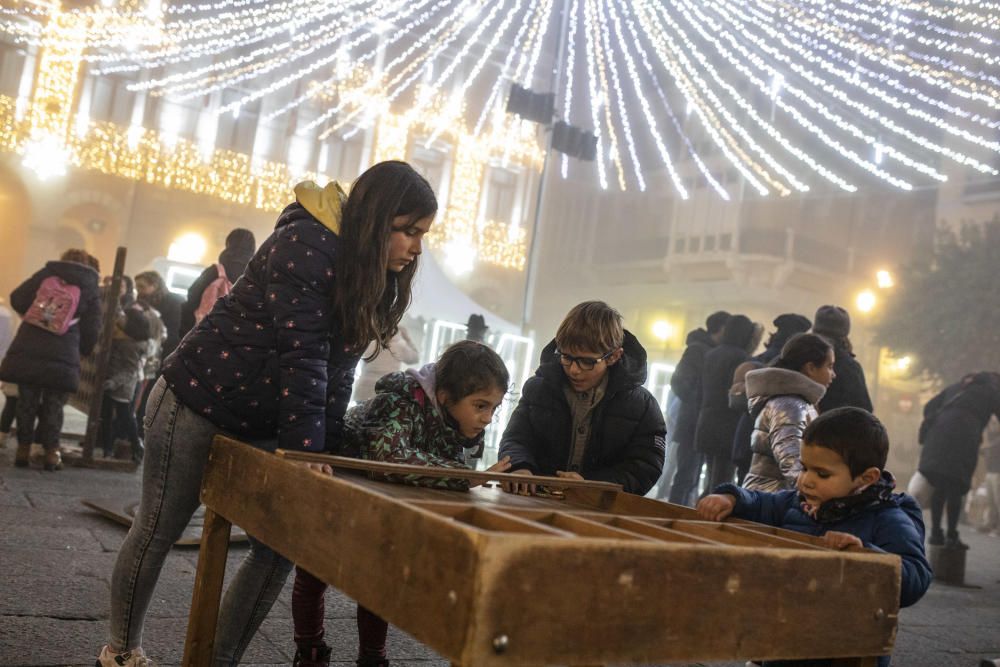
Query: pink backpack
23 275 81 335
193 263 232 325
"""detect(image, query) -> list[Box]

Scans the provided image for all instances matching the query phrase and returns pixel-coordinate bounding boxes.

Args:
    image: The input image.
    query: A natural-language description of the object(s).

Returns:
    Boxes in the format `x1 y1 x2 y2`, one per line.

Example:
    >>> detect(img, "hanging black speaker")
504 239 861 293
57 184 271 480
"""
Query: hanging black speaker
506 84 555 124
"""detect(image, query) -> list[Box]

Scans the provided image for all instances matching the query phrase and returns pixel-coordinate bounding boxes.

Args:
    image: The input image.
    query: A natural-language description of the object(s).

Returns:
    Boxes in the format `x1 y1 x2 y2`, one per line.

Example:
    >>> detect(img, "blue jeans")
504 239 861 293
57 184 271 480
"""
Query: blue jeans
107 378 293 664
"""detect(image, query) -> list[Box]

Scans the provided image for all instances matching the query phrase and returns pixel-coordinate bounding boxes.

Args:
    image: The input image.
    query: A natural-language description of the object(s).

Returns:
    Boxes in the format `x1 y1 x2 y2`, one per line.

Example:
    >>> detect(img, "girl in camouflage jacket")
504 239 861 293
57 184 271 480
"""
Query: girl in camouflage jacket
292 341 511 667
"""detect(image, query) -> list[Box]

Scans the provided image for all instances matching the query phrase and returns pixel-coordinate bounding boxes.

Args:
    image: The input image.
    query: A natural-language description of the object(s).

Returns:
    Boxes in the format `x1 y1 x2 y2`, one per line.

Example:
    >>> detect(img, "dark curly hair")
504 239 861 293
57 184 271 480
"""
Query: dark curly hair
435 340 509 403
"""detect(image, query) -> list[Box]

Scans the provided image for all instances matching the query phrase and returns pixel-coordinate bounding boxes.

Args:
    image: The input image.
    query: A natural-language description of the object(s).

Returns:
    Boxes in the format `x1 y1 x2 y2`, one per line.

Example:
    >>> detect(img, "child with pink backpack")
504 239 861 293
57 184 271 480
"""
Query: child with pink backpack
0 249 101 470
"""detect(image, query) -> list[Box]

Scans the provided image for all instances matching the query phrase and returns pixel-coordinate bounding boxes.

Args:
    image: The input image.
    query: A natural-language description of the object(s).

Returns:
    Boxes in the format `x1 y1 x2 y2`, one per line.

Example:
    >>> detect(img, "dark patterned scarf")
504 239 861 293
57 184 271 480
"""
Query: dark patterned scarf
800 471 897 524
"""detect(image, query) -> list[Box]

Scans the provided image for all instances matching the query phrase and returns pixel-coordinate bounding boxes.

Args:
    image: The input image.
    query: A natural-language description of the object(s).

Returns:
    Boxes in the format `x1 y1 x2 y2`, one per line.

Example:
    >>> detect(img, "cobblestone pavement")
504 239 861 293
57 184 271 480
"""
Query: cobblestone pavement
0 407 997 666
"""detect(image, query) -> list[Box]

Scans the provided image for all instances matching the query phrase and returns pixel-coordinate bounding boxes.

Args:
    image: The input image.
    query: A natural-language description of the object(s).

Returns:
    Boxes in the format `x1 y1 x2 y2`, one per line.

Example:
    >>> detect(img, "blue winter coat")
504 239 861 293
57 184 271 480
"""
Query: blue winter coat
717 477 932 609
162 203 360 452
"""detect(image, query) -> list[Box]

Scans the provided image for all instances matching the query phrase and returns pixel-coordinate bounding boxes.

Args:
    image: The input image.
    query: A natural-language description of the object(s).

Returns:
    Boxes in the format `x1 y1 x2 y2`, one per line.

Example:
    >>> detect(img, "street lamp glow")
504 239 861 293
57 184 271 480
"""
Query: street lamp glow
652 320 674 342
894 356 912 372
876 269 894 289
856 290 877 313
168 232 208 265
442 238 476 276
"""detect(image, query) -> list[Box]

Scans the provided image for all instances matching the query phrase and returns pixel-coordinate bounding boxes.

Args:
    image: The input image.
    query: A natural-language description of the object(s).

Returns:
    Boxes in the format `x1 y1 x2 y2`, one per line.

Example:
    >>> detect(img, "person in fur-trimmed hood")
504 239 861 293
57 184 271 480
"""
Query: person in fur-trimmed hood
742 333 834 492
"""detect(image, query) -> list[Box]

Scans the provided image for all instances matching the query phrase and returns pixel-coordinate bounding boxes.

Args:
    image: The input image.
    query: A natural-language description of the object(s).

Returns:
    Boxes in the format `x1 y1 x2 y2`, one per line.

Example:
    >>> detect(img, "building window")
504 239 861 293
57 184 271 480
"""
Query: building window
216 91 260 154
483 167 517 224
90 74 135 126
410 144 448 196
0 45 25 97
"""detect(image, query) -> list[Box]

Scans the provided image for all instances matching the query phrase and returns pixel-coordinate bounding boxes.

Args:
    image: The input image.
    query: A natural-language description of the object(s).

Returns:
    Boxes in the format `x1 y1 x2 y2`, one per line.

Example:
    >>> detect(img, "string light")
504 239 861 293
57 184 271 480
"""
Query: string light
559 0 579 180
1 0 998 225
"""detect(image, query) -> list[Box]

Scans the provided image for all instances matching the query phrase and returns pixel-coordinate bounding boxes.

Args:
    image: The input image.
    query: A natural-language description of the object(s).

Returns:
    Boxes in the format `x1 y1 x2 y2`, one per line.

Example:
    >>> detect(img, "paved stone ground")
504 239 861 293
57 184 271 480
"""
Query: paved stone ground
0 406 997 666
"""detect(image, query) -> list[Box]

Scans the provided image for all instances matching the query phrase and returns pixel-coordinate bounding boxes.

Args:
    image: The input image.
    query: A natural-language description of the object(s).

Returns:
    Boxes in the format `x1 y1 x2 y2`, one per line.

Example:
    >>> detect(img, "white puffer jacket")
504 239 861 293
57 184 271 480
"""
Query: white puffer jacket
741 367 826 492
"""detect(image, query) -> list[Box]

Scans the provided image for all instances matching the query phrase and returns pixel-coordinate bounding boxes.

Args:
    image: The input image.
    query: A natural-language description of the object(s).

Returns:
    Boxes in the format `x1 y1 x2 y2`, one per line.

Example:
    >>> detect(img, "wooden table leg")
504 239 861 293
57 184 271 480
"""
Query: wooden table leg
182 507 232 666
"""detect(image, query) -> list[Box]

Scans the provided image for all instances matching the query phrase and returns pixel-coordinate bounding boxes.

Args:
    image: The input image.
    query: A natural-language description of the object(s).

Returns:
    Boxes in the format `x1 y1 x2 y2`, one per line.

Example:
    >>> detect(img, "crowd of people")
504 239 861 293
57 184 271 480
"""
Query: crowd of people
0 230 257 469
0 159 995 667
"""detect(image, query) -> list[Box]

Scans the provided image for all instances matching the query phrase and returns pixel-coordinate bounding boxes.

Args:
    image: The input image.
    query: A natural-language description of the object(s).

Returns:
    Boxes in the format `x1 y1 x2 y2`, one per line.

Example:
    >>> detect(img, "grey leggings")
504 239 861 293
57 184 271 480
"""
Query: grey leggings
107 378 293 664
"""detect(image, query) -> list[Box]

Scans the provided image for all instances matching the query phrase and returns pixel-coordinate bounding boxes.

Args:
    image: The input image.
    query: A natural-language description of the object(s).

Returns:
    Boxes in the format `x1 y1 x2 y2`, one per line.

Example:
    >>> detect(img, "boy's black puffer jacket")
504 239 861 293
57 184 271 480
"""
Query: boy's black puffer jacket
162 203 360 452
499 330 665 494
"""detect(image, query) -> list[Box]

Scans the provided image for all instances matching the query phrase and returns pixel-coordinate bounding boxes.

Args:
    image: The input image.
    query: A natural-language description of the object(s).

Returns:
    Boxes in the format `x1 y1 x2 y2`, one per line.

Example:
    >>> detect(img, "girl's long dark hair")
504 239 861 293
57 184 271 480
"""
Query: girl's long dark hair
335 161 437 356
775 333 833 374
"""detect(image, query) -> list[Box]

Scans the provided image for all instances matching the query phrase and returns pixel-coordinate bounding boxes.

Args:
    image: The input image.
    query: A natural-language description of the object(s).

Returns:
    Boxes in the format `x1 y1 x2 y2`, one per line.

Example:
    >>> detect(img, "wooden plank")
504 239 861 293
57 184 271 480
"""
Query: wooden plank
182 508 231 667
200 438 900 667
276 449 622 492
203 437 480 662
562 485 834 548
463 540 898 666
433 506 575 537
605 517 728 545
533 512 658 541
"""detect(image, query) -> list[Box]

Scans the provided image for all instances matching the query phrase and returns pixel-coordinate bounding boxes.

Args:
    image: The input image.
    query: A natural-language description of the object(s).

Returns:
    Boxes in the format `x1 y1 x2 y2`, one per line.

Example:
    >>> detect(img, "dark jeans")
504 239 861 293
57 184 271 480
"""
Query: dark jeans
293 566 388 658
1 395 17 433
668 439 702 506
930 482 965 537
705 452 736 492
100 391 140 457
16 385 69 449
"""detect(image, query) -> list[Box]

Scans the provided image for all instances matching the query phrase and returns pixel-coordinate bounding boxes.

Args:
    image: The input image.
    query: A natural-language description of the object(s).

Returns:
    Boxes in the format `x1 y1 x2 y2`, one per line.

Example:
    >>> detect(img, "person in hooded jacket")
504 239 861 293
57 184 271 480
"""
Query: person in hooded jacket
0 249 101 471
695 314 763 492
292 340 512 666
918 371 1000 548
742 333 834 492
97 161 438 667
812 305 873 413
99 275 161 461
499 301 665 495
667 311 730 505
753 313 812 364
178 227 256 337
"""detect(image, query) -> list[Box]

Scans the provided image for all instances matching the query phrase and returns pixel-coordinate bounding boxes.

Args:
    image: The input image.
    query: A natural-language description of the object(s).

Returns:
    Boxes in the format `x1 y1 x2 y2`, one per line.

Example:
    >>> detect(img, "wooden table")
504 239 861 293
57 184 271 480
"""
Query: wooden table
182 437 900 666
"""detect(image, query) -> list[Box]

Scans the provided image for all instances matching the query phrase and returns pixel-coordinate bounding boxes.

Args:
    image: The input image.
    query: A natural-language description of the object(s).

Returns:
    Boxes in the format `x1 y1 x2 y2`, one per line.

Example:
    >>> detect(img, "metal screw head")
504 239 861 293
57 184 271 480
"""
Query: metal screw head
492 634 509 654
874 608 885 620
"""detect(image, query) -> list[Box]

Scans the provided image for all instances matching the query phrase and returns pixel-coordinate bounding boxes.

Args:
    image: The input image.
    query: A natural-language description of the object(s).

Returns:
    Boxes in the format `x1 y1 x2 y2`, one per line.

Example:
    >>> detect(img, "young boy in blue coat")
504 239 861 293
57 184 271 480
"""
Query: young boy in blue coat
698 407 931 666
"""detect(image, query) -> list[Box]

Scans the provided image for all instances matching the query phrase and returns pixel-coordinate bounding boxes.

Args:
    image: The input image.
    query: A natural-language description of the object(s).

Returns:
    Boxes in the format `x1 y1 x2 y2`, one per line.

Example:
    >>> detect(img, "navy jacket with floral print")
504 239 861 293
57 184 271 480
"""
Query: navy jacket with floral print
341 365 482 491
162 203 359 452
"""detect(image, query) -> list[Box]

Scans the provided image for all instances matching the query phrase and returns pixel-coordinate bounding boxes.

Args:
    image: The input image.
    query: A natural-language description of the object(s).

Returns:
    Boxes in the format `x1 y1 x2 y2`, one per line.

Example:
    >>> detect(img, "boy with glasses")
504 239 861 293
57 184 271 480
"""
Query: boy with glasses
499 301 665 495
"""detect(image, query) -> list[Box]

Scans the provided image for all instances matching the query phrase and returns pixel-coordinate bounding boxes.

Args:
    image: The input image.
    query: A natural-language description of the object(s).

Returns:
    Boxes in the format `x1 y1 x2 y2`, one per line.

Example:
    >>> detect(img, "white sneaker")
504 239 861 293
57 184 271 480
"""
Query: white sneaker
95 645 155 667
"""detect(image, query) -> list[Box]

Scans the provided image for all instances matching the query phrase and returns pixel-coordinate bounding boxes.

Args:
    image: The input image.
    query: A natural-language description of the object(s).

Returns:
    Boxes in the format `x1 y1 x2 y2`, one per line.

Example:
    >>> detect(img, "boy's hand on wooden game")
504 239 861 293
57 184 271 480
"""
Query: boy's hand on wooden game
501 468 536 496
696 494 736 521
820 531 864 550
555 470 584 481
471 456 512 487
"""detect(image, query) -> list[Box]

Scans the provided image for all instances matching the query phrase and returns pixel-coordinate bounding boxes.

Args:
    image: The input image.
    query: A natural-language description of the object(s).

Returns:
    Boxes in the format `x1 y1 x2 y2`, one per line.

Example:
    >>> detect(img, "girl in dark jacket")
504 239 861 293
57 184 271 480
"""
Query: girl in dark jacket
97 161 437 667
0 249 101 470
918 371 1000 548
695 315 763 492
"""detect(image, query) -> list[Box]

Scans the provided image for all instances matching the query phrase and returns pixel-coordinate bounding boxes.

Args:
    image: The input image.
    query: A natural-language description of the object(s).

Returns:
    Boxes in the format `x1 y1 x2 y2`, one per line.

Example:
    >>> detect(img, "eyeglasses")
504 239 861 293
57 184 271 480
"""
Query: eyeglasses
555 349 616 371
